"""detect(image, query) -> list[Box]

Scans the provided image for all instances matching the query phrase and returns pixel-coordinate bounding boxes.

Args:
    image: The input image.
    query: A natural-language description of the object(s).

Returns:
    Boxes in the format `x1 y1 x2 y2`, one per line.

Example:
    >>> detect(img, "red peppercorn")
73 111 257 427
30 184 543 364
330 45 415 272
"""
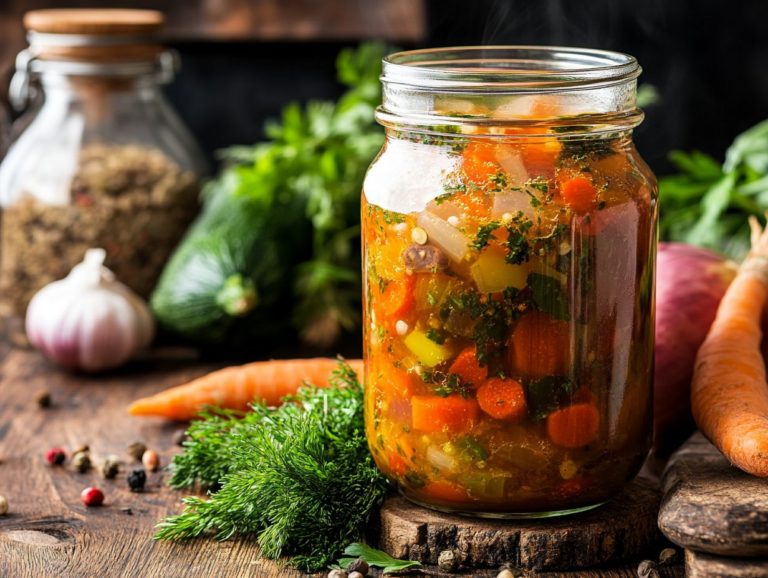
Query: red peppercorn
46 447 67 465
80 487 104 507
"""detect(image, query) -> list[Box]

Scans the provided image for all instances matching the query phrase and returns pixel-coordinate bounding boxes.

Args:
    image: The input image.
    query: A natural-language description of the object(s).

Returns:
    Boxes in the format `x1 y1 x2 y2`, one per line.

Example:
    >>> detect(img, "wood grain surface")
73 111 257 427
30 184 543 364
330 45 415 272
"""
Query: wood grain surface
659 432 768 557
0 347 682 577
380 479 662 571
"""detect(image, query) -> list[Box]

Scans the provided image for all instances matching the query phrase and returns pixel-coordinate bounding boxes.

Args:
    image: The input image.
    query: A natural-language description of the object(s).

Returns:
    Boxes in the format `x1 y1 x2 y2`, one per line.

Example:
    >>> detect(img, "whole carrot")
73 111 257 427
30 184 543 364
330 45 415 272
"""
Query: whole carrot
129 358 363 420
692 216 768 477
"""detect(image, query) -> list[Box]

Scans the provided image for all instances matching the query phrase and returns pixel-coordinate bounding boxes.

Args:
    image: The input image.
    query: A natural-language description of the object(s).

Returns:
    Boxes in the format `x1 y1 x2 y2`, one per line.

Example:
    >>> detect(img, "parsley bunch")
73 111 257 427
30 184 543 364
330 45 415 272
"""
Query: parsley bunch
660 119 768 259
156 362 391 572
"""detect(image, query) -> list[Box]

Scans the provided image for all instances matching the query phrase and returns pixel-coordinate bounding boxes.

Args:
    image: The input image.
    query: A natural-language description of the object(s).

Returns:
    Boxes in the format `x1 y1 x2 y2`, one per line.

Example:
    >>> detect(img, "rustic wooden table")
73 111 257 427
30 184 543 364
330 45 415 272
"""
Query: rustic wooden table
0 346 682 577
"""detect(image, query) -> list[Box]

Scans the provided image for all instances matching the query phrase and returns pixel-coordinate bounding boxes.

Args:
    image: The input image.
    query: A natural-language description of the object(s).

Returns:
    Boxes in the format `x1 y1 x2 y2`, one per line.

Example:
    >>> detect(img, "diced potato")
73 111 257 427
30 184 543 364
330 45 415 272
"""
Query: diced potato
470 248 527 293
404 329 453 367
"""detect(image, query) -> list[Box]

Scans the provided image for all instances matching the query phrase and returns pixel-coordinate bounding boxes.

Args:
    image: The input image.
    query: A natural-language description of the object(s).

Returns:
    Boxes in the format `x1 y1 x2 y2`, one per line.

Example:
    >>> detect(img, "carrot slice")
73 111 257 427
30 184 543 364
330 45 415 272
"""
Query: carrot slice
508 311 570 378
376 364 415 399
448 346 487 388
411 394 480 433
374 274 416 331
462 141 499 184
560 176 598 213
388 452 408 476
476 377 527 420
129 358 364 420
546 402 600 448
421 480 469 502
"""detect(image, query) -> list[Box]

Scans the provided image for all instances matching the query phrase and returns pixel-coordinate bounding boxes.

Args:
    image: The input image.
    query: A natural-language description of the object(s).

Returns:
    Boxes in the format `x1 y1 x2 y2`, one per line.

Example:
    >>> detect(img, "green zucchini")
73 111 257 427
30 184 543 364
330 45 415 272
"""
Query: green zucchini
150 192 291 343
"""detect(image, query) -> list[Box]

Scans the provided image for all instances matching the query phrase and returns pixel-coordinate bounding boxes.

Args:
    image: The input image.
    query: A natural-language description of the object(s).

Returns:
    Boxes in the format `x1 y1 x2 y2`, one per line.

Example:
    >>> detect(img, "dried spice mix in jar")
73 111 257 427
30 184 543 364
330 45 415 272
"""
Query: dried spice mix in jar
362 47 657 517
0 9 205 316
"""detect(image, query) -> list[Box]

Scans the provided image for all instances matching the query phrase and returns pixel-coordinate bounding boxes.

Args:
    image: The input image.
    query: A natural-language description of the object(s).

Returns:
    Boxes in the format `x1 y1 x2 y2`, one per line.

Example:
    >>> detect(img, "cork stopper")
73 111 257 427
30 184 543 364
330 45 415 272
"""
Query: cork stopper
23 9 164 61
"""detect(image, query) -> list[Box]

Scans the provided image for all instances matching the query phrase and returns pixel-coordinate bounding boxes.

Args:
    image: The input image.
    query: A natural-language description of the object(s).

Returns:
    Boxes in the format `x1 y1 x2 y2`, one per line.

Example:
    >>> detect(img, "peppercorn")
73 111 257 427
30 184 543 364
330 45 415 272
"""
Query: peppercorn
438 549 459 572
327 571 347 578
72 451 91 473
127 468 146 492
35 389 51 408
80 487 104 507
346 558 369 575
46 447 66 465
637 559 660 578
0 494 8 515
348 572 364 578
658 547 677 565
127 441 146 462
100 455 120 479
142 449 159 471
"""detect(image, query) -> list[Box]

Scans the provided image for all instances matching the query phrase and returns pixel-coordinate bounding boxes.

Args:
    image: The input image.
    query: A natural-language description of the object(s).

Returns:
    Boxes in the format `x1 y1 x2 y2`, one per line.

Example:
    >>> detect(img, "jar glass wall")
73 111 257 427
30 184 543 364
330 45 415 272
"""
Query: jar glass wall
362 47 657 517
0 10 206 318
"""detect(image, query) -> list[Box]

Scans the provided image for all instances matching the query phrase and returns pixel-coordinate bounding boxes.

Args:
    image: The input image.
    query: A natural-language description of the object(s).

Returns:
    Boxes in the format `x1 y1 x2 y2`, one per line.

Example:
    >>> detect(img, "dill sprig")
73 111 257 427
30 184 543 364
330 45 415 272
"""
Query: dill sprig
156 361 392 572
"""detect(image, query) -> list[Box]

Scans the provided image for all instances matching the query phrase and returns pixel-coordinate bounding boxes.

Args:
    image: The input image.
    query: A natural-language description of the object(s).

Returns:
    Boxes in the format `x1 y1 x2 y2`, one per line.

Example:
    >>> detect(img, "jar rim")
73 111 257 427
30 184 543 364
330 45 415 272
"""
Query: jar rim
382 46 640 93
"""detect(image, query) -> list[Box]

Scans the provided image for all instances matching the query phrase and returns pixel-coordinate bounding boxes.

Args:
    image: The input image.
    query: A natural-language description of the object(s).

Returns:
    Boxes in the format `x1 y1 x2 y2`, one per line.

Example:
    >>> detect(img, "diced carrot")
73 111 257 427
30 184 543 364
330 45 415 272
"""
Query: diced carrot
546 402 600 448
388 452 408 476
411 394 480 433
560 176 598 213
375 274 416 329
448 347 487 388
476 377 527 421
373 363 415 399
421 480 469 502
520 140 560 177
462 141 499 184
508 311 570 378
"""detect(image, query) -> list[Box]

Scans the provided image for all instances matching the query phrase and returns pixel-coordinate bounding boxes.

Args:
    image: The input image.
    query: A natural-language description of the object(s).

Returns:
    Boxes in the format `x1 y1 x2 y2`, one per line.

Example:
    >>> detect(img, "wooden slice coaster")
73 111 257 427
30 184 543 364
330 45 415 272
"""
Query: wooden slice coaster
377 476 662 571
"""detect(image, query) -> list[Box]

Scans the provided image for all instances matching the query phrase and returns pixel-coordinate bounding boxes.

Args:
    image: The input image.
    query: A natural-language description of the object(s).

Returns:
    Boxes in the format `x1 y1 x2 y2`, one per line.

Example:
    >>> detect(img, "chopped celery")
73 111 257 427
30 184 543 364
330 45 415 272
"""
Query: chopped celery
461 473 511 499
404 329 454 367
470 248 527 293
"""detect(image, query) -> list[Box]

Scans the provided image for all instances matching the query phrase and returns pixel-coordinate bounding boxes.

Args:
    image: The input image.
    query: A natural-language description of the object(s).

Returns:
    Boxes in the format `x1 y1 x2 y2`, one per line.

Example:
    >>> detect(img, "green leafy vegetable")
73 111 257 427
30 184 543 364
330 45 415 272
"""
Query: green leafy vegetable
470 220 501 251
528 273 570 321
156 361 391 573
660 119 768 259
337 543 421 574
505 212 533 265
152 43 388 347
526 376 575 420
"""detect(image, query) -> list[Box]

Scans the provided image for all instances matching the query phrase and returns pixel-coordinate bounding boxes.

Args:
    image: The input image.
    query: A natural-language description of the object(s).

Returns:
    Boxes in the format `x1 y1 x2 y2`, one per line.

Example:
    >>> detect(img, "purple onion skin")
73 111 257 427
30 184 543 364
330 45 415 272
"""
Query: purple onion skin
654 242 737 455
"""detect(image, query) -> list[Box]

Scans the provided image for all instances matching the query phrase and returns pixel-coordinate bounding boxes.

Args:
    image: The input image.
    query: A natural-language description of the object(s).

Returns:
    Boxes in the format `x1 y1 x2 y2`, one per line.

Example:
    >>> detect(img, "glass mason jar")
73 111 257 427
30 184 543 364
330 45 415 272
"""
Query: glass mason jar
362 47 657 517
0 9 206 318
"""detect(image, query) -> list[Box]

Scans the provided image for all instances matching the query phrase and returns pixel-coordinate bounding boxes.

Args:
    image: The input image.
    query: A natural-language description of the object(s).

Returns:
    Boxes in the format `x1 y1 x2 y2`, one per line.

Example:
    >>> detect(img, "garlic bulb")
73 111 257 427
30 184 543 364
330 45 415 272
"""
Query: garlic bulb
26 248 155 372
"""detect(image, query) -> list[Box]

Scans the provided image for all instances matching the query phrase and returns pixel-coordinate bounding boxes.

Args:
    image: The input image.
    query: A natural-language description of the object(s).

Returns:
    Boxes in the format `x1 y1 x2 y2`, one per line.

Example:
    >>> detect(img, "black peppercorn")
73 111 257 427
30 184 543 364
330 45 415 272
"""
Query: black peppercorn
127 468 146 492
35 389 51 408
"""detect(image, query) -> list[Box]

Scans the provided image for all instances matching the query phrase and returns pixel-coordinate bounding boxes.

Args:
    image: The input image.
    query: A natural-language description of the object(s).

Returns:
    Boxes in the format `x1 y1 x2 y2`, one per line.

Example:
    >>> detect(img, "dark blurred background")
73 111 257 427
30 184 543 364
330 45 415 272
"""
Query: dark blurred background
0 0 764 174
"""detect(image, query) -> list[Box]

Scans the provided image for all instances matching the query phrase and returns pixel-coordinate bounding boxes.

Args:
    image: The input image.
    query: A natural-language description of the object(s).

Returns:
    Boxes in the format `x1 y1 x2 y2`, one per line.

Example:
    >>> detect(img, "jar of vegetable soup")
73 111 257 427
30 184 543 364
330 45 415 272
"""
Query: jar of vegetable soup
362 47 657 517
0 9 205 318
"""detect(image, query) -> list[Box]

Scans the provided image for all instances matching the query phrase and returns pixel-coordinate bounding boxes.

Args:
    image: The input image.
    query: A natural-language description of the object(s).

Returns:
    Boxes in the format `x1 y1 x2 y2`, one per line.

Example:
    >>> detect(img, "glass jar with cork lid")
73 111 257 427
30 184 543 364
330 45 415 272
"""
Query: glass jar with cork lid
0 9 206 320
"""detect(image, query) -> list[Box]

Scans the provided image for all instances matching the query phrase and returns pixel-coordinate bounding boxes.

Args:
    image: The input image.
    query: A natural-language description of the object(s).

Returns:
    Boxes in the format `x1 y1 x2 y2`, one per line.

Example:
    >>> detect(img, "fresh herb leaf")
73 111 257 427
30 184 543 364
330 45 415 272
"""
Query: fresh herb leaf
456 435 489 461
337 543 421 574
471 220 501 251
156 361 391 573
528 273 570 321
526 376 575 420
505 212 533 265
425 328 447 345
422 370 470 398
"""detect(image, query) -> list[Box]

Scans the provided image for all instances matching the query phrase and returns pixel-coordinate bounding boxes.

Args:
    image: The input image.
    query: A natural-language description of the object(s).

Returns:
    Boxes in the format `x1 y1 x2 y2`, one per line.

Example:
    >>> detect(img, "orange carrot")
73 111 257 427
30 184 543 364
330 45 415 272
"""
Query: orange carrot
560 176 598 213
476 377 527 420
375 274 416 330
692 217 768 477
508 311 570 378
462 141 499 184
546 403 600 448
448 346 487 387
129 358 364 420
420 480 469 503
411 394 479 433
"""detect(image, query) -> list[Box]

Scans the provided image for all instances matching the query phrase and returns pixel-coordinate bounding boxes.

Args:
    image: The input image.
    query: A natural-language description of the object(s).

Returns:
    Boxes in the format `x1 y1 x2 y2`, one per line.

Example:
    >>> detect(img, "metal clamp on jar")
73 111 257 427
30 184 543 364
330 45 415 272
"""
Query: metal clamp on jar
0 9 206 318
